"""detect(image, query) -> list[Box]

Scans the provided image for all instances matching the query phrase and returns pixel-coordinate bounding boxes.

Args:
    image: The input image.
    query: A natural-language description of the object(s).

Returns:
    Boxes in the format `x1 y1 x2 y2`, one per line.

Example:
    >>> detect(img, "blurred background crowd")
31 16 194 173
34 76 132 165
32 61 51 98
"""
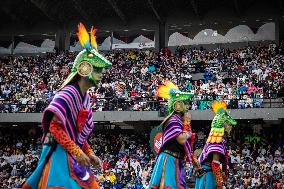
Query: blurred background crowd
1 43 284 113
1 123 283 188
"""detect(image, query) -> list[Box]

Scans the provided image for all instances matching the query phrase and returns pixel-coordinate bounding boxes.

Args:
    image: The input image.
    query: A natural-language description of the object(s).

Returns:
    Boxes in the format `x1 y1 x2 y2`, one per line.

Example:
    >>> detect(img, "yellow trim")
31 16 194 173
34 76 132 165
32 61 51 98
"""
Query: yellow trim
159 154 168 189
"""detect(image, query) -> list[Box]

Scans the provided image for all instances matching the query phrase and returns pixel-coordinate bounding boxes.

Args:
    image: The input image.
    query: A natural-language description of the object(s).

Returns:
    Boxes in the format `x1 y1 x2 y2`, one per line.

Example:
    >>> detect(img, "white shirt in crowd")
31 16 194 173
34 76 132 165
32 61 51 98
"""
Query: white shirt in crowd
231 155 241 164
256 155 265 163
242 148 250 157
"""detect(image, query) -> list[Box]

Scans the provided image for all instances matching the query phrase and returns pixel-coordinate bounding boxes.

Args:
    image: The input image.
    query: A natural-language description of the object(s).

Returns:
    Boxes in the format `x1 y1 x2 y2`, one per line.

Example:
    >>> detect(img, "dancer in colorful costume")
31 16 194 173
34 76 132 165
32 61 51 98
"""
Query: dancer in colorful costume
195 101 237 189
22 23 112 189
149 81 199 189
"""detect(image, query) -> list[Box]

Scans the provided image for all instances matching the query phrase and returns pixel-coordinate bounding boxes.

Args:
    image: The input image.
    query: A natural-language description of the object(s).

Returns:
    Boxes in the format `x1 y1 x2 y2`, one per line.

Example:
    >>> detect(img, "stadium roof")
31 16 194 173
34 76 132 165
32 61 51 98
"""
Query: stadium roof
1 0 283 27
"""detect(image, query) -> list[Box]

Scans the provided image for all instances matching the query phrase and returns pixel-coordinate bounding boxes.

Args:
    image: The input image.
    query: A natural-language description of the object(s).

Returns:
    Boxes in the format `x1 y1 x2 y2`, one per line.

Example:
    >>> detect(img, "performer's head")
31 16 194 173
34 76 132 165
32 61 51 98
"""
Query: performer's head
173 100 190 114
207 101 237 143
61 23 112 89
157 81 194 115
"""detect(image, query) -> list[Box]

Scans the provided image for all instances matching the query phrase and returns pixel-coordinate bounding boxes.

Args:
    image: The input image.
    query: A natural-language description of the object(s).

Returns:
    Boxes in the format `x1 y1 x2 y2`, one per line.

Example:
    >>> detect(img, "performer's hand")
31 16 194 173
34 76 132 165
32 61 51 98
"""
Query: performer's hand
76 153 91 167
89 154 102 168
191 156 201 168
194 160 201 169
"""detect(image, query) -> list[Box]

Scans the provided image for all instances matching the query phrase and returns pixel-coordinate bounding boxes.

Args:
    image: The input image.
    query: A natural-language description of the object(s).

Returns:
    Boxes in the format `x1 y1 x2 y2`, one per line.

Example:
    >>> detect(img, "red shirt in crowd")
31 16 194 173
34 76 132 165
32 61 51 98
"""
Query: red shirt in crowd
102 161 110 170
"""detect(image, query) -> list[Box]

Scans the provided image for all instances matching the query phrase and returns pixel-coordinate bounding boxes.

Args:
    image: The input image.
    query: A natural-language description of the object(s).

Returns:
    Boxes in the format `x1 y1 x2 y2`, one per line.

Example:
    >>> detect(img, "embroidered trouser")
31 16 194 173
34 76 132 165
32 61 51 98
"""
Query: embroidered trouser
149 152 186 189
195 164 216 189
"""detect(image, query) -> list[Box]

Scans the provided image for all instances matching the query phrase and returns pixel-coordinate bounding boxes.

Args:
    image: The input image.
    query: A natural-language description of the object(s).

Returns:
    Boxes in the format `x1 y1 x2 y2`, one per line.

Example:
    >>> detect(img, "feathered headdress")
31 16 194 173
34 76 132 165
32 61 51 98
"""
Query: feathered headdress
207 101 237 144
60 23 112 89
211 101 228 114
157 81 194 114
77 22 98 51
157 81 179 99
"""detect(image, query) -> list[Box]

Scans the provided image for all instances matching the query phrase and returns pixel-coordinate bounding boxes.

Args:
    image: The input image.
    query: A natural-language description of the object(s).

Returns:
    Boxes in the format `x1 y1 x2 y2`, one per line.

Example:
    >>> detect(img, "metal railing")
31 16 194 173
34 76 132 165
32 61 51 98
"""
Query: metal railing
0 95 283 113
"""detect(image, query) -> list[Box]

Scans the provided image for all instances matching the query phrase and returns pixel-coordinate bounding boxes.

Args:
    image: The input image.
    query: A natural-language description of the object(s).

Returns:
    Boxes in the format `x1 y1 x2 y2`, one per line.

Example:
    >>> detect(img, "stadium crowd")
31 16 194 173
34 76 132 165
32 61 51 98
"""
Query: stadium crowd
1 43 284 112
0 124 284 189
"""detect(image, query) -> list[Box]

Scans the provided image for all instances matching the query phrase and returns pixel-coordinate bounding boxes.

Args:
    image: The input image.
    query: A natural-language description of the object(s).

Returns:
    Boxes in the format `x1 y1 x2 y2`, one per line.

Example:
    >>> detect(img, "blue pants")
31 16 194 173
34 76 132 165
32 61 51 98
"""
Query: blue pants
195 164 216 189
149 152 186 189
24 144 81 189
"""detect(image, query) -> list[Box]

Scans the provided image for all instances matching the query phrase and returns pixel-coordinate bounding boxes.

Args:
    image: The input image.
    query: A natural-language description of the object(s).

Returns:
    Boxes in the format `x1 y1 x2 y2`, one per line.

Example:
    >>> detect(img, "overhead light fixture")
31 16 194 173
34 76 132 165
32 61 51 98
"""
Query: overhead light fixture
105 30 110 32
141 29 148 31
199 23 203 25
268 18 273 20
242 20 246 22
170 25 177 28
256 19 260 22
123 29 129 31
12 124 18 127
214 22 218 25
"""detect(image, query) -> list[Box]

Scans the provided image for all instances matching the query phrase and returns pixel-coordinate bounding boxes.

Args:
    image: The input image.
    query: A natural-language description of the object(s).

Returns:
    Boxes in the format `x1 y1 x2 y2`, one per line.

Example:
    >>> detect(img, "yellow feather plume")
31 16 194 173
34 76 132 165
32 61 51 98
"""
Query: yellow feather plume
164 81 179 90
77 22 90 49
90 26 98 50
157 81 179 99
157 85 171 99
212 101 228 113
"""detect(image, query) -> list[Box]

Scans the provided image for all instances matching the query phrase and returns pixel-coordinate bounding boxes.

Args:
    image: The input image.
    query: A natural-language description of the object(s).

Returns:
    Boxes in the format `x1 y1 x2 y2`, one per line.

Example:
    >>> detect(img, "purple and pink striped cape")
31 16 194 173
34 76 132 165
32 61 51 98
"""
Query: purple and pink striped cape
42 85 94 147
162 113 193 163
198 139 228 174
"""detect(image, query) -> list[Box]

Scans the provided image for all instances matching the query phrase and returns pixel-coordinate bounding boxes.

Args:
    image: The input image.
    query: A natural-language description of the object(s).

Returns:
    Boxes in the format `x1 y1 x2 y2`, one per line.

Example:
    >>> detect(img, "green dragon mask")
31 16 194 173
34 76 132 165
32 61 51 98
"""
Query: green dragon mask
61 23 112 89
207 101 237 143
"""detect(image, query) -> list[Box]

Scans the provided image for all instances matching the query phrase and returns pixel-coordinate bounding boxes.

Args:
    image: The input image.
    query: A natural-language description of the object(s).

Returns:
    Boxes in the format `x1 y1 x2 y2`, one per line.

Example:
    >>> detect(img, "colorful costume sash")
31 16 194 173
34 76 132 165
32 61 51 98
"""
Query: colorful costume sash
198 139 228 175
42 85 94 146
40 84 96 188
162 113 192 163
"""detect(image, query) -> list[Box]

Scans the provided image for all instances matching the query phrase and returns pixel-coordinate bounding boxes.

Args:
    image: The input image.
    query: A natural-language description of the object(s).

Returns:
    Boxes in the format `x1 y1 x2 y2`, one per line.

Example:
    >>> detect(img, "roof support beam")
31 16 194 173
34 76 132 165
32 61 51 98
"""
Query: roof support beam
190 0 199 18
107 0 127 25
233 0 241 16
0 7 19 21
71 0 90 21
148 0 162 23
30 0 58 21
278 0 284 14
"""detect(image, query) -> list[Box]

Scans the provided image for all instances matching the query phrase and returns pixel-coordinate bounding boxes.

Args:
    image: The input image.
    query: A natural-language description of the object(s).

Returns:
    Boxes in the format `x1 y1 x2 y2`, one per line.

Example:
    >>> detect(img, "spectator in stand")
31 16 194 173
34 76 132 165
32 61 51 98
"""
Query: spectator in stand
1 43 284 112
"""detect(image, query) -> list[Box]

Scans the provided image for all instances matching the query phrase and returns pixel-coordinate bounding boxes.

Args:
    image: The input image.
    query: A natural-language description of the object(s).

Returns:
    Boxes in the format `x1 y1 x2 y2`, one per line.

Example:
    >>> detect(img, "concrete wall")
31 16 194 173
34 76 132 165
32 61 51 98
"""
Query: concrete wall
0 108 283 123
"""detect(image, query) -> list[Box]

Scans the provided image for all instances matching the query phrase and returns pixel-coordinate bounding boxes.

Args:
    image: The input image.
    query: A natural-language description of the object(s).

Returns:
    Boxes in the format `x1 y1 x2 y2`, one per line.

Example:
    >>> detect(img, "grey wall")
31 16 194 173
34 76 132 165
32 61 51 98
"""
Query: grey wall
0 108 283 123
